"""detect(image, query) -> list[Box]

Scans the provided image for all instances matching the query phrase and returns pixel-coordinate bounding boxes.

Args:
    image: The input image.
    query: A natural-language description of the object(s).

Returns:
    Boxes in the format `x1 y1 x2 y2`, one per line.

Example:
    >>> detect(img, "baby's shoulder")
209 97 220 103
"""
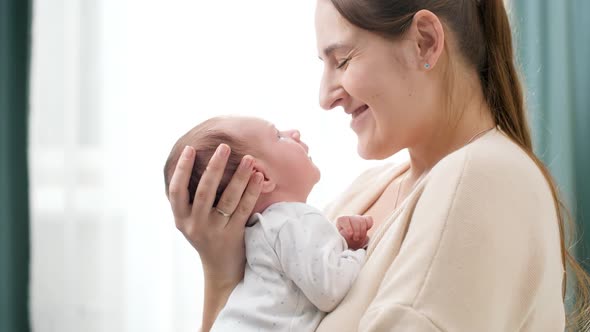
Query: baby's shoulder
251 202 326 238
261 202 323 222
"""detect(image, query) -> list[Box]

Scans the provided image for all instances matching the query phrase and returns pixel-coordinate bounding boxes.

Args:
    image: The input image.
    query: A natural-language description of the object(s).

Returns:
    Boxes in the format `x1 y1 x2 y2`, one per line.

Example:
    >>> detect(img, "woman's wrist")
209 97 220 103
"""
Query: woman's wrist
202 264 243 295
201 271 241 332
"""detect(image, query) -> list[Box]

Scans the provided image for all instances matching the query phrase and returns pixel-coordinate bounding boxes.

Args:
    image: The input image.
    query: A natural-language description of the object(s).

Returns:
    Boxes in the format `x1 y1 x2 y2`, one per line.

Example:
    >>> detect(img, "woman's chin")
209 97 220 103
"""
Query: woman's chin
357 142 379 160
356 138 397 160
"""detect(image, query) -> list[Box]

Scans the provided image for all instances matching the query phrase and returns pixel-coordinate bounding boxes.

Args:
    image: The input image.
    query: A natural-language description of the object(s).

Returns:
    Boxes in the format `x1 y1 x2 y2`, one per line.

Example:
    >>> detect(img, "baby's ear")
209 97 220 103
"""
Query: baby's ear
253 161 276 194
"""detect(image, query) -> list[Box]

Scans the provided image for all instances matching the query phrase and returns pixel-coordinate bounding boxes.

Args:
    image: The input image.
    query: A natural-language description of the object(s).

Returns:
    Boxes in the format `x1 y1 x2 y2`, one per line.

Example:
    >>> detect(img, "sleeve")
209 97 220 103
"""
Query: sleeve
274 212 366 312
358 148 563 331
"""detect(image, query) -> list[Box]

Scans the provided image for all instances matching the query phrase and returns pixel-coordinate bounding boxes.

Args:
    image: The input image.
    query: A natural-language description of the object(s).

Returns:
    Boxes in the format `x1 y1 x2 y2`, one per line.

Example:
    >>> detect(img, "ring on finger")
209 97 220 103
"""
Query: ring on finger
215 207 232 218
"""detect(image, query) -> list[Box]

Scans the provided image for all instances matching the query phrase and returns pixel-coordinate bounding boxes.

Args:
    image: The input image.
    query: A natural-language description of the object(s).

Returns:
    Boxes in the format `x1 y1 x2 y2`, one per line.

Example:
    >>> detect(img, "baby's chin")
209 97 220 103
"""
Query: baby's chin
294 178 320 203
313 164 321 182
309 168 321 190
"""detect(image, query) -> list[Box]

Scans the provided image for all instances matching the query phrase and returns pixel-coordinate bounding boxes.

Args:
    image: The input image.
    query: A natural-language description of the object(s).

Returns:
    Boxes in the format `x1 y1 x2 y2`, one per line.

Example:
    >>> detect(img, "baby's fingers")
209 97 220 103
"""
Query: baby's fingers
350 218 362 241
364 216 374 230
336 216 353 238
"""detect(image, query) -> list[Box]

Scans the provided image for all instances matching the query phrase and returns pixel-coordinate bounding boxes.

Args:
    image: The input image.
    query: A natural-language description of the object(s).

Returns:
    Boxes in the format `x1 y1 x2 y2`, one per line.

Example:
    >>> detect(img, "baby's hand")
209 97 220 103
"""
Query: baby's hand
336 215 374 250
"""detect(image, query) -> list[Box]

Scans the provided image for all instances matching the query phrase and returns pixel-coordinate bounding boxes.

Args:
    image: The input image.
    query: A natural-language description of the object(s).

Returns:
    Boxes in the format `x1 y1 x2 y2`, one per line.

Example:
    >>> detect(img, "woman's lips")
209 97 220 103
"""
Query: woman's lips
352 105 369 119
350 105 370 131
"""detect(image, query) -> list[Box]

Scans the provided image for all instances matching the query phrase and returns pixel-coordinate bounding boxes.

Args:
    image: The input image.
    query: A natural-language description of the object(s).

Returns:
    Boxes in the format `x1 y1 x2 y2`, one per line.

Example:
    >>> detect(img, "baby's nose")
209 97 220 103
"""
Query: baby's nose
288 130 301 142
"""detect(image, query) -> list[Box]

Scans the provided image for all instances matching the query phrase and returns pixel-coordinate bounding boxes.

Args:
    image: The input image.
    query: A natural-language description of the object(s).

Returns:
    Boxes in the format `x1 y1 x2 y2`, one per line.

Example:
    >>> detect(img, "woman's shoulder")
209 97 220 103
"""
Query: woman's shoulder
430 128 550 195
420 128 557 234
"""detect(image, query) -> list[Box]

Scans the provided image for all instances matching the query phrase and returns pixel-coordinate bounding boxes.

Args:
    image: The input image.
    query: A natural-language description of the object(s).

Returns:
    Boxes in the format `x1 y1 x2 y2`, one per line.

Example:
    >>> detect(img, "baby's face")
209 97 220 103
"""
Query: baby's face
220 117 320 201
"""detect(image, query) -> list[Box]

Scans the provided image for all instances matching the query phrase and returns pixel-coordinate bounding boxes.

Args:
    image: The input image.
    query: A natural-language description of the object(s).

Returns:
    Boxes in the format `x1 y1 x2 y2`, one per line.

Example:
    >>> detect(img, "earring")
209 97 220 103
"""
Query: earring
424 63 431 69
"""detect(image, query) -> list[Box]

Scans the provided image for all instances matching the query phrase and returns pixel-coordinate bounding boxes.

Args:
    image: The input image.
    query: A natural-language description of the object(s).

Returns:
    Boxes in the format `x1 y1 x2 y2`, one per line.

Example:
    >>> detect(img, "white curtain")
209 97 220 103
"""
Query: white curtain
29 1 407 331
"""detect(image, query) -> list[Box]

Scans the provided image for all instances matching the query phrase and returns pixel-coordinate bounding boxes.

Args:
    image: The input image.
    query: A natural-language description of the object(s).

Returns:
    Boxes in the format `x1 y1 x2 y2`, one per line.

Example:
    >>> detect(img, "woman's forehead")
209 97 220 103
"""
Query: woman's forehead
315 0 359 55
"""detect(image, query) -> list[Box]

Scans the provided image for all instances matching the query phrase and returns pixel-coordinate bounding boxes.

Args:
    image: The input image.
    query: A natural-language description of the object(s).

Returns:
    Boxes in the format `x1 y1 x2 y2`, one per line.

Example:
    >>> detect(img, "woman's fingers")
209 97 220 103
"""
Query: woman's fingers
192 144 231 216
168 146 196 219
227 172 263 229
215 155 255 221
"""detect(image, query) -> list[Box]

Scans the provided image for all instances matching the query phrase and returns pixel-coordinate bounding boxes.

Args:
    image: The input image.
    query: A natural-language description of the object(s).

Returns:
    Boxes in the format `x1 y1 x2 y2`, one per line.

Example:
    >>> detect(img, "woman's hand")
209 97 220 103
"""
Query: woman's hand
167 144 263 330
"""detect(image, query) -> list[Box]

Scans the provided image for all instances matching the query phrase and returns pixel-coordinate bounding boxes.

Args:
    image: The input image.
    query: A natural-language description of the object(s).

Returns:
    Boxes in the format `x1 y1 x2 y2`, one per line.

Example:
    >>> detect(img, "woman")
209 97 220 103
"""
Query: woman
167 0 590 330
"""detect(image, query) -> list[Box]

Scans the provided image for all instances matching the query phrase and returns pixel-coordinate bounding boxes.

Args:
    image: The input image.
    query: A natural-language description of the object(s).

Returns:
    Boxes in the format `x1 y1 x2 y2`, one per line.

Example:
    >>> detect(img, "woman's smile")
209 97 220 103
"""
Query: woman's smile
350 105 370 131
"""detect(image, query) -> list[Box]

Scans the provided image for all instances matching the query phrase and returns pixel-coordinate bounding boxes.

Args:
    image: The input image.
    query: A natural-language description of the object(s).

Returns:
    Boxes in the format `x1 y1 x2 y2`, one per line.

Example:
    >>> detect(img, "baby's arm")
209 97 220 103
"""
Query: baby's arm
274 212 366 313
336 215 373 250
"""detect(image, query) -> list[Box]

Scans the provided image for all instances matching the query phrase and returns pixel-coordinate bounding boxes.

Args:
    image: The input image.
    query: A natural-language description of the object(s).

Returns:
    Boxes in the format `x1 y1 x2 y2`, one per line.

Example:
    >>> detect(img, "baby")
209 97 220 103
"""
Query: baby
163 116 372 332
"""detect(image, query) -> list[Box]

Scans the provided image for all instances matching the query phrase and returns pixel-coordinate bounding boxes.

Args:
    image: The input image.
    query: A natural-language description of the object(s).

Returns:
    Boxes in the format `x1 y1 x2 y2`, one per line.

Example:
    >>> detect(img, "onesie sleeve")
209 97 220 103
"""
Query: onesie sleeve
274 212 366 312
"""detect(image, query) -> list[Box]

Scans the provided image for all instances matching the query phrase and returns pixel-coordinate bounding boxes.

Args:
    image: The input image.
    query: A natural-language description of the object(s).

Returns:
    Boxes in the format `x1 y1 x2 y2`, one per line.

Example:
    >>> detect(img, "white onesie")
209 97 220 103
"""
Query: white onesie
211 202 366 332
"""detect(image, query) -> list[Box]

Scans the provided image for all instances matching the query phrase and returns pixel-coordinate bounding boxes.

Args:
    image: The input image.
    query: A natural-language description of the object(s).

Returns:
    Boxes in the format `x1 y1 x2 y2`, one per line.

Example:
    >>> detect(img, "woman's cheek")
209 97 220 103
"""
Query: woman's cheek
342 67 371 101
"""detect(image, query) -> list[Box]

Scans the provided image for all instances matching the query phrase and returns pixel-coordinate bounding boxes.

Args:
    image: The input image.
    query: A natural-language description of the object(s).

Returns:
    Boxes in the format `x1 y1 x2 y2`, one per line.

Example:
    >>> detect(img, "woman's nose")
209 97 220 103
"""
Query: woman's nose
319 71 348 110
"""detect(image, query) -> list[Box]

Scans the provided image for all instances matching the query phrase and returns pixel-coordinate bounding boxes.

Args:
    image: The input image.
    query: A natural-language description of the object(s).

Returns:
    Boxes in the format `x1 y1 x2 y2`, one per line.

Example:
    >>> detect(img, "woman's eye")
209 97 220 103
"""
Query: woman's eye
336 57 350 69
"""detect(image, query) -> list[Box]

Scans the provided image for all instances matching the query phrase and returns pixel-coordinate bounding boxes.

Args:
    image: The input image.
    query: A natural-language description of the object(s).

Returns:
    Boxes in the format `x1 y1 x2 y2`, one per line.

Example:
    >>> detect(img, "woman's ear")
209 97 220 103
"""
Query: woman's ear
410 9 445 70
253 162 276 194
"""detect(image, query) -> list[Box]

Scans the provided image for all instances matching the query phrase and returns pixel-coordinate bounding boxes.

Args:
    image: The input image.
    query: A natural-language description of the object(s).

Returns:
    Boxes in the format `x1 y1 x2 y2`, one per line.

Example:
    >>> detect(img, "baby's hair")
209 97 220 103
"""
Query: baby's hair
163 117 249 206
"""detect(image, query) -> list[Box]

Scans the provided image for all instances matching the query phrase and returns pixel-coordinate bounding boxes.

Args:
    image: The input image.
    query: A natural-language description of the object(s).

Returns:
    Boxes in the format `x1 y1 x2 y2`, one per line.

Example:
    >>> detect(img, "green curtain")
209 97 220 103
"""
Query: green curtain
0 0 32 331
511 3 590 326
512 1 590 263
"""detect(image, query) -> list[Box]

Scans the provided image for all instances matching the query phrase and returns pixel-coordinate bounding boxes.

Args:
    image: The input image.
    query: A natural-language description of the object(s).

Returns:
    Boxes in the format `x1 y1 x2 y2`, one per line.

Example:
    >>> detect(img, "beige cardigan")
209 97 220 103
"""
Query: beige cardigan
317 129 565 331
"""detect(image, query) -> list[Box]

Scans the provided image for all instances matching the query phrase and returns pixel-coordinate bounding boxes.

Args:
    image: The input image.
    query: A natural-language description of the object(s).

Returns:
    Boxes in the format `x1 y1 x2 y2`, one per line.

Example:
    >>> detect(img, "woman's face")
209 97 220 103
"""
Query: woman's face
315 0 438 159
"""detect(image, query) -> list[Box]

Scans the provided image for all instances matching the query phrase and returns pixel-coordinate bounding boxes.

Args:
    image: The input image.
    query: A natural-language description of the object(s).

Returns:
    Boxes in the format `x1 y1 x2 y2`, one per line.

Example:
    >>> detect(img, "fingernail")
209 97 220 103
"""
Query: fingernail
183 146 194 159
240 156 253 171
217 144 229 157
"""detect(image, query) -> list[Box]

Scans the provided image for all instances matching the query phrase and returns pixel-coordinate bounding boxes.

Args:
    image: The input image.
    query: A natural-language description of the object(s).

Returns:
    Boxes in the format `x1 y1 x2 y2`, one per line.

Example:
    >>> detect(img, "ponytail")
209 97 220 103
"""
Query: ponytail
478 0 529 148
479 0 590 330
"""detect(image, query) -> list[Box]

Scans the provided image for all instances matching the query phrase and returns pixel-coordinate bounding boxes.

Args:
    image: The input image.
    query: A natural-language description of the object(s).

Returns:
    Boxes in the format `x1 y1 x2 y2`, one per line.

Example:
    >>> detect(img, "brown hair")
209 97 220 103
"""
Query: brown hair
163 117 249 207
329 0 589 328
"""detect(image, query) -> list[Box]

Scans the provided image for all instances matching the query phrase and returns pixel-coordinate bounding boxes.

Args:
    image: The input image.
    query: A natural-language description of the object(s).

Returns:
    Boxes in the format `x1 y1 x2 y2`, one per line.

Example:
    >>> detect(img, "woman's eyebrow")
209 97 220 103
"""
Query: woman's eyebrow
319 43 350 60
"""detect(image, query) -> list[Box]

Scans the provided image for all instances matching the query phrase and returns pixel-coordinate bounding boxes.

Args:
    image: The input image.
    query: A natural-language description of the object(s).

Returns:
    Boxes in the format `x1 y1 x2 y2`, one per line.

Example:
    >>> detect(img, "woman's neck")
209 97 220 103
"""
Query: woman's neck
406 92 496 181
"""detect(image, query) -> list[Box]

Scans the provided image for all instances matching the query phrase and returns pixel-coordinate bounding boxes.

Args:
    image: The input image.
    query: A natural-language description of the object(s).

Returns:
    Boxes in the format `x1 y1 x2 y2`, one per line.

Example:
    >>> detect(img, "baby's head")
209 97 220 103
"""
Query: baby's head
164 116 320 212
